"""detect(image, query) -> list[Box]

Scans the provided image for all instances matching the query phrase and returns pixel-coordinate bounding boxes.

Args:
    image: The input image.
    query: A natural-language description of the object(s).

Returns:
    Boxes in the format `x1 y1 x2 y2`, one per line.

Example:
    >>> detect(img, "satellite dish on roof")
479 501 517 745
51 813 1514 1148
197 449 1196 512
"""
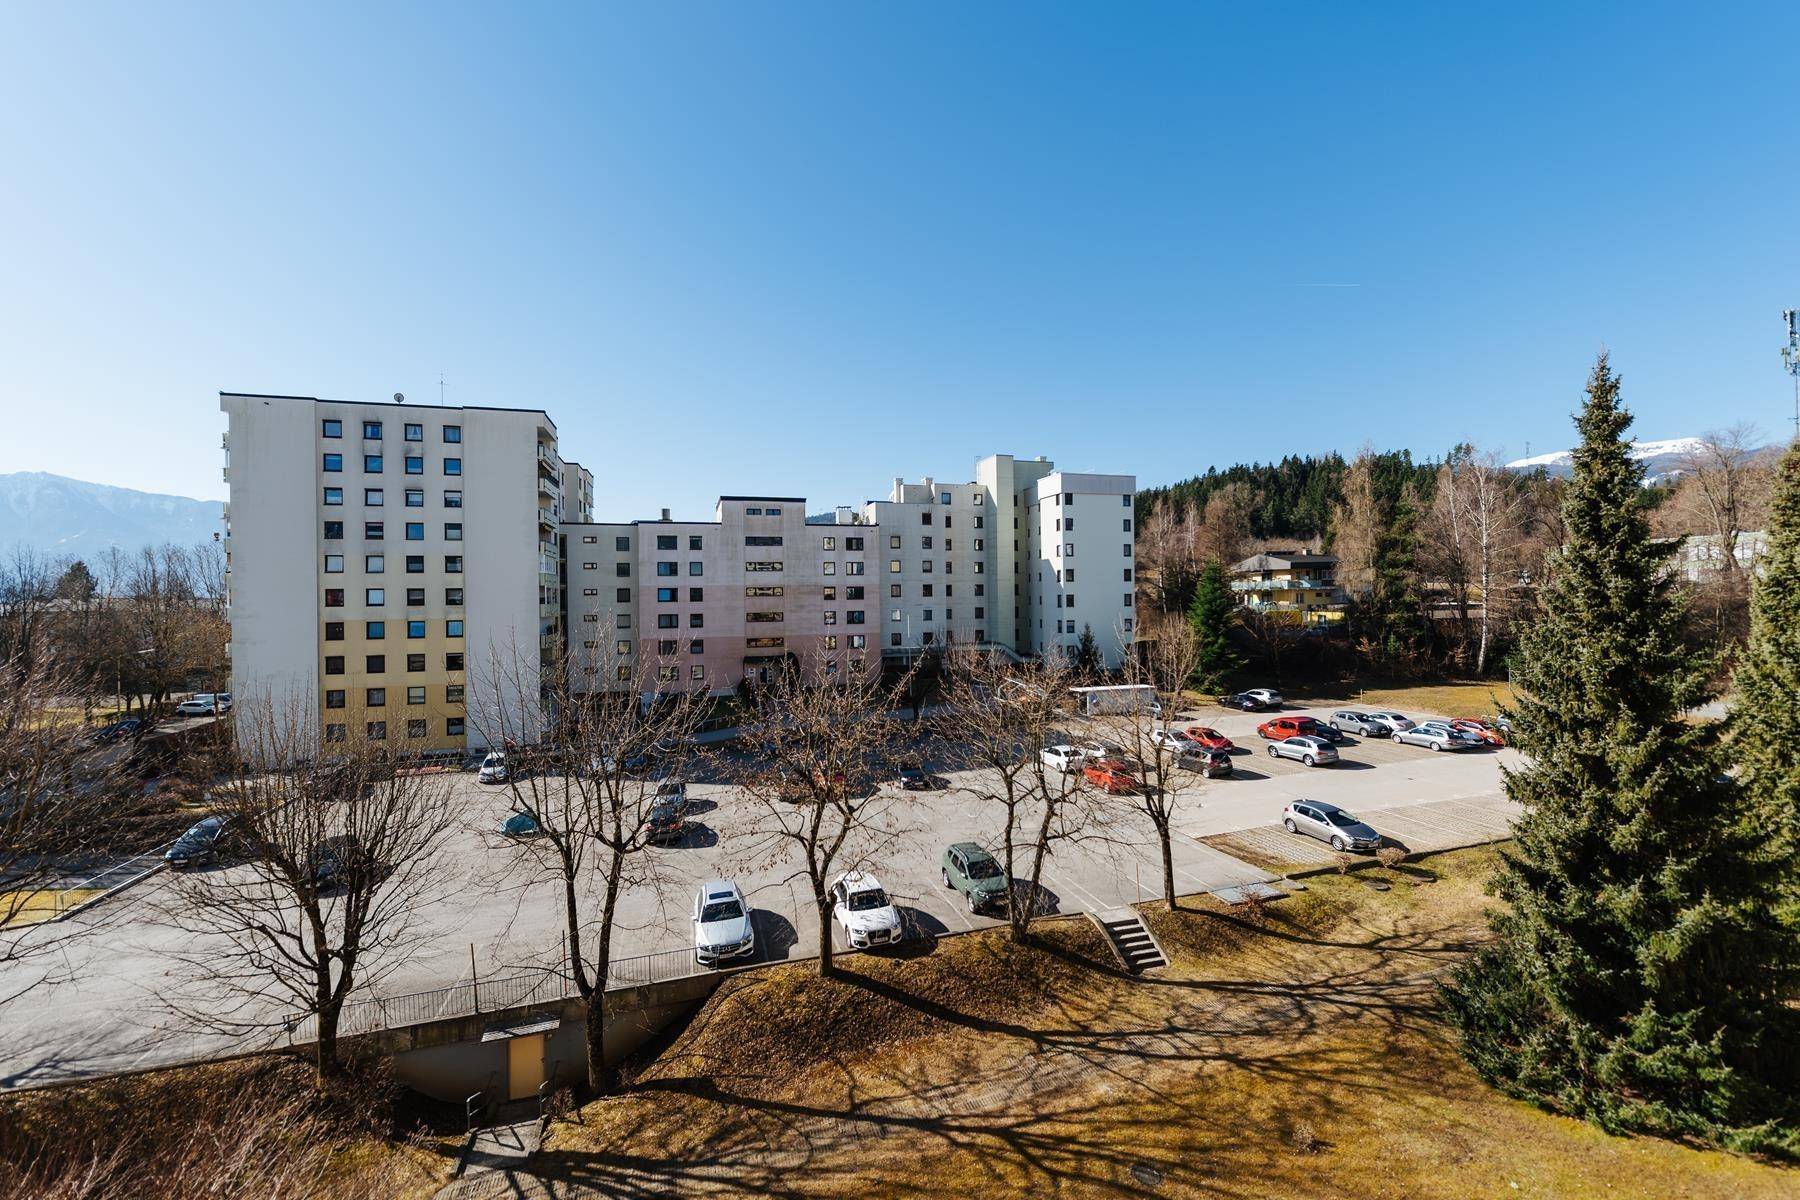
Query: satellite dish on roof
394 393 404 404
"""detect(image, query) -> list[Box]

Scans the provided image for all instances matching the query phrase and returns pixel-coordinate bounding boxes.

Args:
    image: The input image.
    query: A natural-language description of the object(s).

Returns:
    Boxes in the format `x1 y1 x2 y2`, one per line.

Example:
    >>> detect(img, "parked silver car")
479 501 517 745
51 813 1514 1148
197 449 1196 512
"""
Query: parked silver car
1265 735 1338 767
1282 800 1381 852
1329 710 1389 737
1393 723 1471 752
1413 720 1486 749
1363 711 1416 736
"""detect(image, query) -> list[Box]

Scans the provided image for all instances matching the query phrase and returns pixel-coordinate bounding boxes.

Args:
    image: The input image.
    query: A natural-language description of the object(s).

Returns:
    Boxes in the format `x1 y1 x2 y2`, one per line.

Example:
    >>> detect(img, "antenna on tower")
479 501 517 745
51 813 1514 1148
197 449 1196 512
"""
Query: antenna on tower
1783 309 1800 437
439 373 445 406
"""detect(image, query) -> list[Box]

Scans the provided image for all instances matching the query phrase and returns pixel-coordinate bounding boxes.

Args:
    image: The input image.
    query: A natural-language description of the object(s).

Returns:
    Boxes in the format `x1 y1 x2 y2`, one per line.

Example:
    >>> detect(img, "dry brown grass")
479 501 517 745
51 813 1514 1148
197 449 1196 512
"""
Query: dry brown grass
0 888 101 928
540 846 1796 1198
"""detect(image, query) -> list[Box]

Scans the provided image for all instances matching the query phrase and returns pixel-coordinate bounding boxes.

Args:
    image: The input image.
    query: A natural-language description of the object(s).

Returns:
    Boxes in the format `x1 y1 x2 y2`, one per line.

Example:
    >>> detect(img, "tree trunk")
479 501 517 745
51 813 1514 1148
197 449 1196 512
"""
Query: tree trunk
816 893 836 976
1158 820 1177 911
583 988 614 1093
314 1003 341 1081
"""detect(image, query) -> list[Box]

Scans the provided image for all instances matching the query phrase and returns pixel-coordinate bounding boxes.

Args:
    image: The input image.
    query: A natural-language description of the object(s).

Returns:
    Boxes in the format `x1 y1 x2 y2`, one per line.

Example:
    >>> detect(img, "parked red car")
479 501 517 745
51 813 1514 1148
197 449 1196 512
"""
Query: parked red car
1181 726 1234 752
1083 759 1141 795
1256 715 1340 743
1450 718 1505 747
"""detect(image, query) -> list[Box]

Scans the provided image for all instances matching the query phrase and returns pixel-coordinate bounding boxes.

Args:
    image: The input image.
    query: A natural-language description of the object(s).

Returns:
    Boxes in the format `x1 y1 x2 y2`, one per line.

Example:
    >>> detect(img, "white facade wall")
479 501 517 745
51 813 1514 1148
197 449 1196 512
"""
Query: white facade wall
1023 471 1137 669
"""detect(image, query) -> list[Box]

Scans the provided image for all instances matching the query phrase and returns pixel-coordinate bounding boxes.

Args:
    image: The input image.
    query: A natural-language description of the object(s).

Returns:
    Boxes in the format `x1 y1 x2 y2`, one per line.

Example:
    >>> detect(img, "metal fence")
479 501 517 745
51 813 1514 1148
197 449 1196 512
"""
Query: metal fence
286 943 707 1045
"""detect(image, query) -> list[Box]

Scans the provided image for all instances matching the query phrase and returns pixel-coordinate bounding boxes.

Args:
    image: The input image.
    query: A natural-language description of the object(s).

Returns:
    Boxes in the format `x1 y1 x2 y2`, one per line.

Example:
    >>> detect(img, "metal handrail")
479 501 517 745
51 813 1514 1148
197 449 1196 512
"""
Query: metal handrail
465 1090 484 1134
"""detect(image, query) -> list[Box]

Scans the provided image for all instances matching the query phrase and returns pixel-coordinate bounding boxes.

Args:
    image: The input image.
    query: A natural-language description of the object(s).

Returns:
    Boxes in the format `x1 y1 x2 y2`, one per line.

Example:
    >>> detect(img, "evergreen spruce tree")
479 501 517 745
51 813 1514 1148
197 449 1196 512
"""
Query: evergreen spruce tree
1186 561 1241 690
1442 356 1798 1154
1731 441 1800 958
1073 624 1101 678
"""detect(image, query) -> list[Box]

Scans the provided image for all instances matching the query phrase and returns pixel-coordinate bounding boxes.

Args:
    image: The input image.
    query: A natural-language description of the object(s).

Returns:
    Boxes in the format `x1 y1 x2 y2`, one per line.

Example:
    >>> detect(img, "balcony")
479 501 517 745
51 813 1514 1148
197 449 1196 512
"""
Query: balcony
1232 577 1332 593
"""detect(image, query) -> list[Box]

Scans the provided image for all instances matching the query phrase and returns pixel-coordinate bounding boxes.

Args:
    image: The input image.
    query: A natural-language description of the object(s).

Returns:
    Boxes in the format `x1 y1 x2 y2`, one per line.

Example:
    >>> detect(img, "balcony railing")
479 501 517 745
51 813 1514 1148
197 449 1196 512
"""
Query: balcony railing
1232 577 1335 593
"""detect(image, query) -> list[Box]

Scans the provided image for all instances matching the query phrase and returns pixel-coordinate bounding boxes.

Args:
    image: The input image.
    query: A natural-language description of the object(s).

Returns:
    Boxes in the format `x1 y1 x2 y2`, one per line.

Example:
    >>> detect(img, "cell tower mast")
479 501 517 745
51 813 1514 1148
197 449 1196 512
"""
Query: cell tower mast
1784 308 1800 436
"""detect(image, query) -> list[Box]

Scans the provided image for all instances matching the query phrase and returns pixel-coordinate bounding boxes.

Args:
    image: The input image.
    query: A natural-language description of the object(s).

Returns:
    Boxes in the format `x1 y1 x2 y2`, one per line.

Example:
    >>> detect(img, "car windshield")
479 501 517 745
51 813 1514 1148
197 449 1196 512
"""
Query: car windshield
701 900 743 922
650 803 679 822
965 858 1001 880
847 888 889 911
1326 811 1360 827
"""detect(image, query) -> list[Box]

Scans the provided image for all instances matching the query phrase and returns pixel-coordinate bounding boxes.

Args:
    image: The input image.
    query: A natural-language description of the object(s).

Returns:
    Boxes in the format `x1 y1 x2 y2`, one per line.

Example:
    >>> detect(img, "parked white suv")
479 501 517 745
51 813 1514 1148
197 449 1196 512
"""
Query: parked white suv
693 879 755 965
1244 688 1283 708
1040 745 1085 773
176 693 232 716
830 871 903 949
477 751 510 783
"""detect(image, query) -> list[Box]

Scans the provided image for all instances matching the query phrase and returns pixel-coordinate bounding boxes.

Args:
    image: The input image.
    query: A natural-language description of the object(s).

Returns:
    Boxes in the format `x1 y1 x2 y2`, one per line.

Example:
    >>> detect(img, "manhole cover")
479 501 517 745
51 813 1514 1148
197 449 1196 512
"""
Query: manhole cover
1129 1160 1165 1187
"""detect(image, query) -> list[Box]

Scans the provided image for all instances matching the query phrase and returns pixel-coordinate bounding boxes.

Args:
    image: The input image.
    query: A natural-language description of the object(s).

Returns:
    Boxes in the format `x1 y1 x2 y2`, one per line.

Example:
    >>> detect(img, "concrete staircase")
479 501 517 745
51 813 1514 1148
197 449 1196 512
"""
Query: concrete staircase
1090 908 1169 974
435 1114 544 1200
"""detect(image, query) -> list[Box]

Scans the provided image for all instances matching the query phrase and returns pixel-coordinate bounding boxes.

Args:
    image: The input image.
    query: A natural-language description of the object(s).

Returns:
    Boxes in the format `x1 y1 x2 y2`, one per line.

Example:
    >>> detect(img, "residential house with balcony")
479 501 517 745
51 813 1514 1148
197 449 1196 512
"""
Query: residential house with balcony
1228 550 1346 626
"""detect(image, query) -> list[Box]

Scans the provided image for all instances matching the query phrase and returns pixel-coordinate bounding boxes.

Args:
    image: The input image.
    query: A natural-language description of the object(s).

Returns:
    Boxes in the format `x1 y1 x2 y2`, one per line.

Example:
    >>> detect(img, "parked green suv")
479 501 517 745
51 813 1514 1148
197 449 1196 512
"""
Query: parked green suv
941 842 1010 913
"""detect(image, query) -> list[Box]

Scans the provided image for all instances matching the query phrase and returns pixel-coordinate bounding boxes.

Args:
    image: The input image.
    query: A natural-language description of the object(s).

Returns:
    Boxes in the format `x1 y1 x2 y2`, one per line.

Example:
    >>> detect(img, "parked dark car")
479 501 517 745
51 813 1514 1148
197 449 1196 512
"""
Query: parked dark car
941 842 1010 913
895 765 936 791
307 835 373 889
1220 692 1274 712
165 816 226 868
646 801 687 845
1180 747 1234 778
88 717 144 745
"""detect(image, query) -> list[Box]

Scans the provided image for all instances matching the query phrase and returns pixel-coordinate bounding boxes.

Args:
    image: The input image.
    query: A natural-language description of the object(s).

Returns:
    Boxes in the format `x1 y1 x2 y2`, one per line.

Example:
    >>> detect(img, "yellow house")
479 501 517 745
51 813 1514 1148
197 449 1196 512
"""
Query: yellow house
1229 551 1346 626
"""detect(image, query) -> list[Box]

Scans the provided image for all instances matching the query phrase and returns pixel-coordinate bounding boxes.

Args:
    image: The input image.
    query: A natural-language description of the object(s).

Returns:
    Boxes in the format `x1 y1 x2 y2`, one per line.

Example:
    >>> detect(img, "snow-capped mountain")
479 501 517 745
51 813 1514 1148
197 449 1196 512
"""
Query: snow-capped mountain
1505 437 1712 484
0 472 222 559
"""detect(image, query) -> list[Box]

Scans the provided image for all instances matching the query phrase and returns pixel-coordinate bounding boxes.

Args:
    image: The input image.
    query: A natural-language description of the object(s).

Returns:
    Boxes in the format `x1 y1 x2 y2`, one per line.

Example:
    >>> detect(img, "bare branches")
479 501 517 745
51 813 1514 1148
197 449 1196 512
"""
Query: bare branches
1111 619 1204 911
157 689 457 1080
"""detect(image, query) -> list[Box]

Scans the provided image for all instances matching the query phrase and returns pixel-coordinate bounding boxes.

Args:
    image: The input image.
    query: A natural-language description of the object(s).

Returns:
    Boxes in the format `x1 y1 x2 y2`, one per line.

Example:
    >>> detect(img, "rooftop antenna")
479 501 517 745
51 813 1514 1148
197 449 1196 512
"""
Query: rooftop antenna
393 392 404 405
1783 309 1800 436
439 373 446 406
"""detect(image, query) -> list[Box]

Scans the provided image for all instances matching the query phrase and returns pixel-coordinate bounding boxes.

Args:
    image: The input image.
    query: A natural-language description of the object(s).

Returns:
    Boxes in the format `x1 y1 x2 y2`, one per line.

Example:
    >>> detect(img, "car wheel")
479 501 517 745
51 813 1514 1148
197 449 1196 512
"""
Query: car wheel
1330 836 1345 852
1267 744 1278 757
967 892 980 913
942 868 952 888
1284 818 1299 833
1303 755 1315 767
1431 742 1442 752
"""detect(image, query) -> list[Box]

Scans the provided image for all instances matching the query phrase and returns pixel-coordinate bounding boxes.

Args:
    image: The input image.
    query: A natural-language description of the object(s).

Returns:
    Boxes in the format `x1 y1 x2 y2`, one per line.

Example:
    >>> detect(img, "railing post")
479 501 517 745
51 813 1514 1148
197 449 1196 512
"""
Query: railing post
470 943 480 1014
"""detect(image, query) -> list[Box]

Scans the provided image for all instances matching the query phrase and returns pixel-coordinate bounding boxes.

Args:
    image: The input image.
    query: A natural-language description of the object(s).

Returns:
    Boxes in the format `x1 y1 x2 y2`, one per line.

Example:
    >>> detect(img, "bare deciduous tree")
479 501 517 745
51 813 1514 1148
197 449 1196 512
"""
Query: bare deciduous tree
476 644 710 1093
160 690 457 1080
1197 480 1255 569
934 650 1095 942
723 653 916 978
1108 617 1204 911
1328 448 1384 598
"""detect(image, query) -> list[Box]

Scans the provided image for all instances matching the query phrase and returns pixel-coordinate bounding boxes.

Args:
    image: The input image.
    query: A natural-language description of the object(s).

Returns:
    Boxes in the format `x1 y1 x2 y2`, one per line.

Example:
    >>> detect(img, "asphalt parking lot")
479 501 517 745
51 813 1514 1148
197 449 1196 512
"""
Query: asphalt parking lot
0 698 1517 1088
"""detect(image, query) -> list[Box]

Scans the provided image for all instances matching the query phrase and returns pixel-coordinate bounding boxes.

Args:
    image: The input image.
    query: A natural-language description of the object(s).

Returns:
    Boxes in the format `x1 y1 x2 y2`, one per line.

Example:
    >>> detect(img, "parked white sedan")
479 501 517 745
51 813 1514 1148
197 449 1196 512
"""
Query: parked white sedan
1040 745 1086 774
693 879 755 966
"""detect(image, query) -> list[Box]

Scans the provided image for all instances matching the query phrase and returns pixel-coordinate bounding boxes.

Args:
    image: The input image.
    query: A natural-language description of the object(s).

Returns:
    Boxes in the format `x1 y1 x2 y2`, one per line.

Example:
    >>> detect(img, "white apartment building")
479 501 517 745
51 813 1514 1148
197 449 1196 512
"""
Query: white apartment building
222 397 1131 739
220 392 591 754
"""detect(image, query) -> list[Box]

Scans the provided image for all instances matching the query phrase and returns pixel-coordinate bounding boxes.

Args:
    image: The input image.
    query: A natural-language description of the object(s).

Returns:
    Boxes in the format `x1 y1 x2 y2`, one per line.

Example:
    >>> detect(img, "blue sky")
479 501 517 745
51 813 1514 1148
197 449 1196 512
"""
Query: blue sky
0 3 1794 516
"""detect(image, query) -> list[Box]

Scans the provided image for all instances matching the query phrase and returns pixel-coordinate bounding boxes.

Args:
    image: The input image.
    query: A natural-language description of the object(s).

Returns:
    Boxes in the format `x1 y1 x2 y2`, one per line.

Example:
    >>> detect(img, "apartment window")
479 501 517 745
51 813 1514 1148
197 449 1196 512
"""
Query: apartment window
823 610 837 626
443 425 461 443
657 535 677 550
1122 518 1132 532
922 560 934 573
615 562 630 577
847 537 864 551
1064 518 1074 531
689 561 703 576
616 639 632 655
823 635 839 650
582 562 597 570
323 453 343 472
1063 569 1074 582
975 583 985 596
889 535 901 549
615 536 630 551
975 606 985 618
404 718 426 739
940 491 952 504
364 455 384 473
444 458 462 476
366 721 387 741
921 512 932 525
849 634 866 649
1123 568 1133 582
974 561 985 574
690 665 705 681
923 609 934 622
324 554 344 574
405 456 423 475
322 419 342 438
444 490 462 508
581 613 598 623
325 690 345 709
325 655 345 675
408 653 426 672
617 613 631 629
922 536 933 550
445 555 462 573
325 724 346 742
1123 494 1132 507
845 561 864 576
444 523 462 541
746 585 783 597
446 684 465 702
890 584 902 597
324 487 344 506
1123 544 1133 558
657 614 678 629
446 587 463 605
747 611 784 623
745 561 782 572
973 539 984 551
846 610 865 624
823 586 837 601
656 562 676 577
405 555 424 574
366 687 387 707
765 507 782 516
890 632 902 646
446 716 466 736
357 420 381 440
1123 617 1134 633
1064 493 1073 504
616 665 631 682
973 516 983 529
889 560 902 573
846 585 864 599
325 589 345 608
408 620 426 638
657 665 679 682
615 587 631 602
657 587 677 602
325 622 345 641
1064 544 1075 557
404 423 423 442
1123 593 1134 608
445 653 464 671
822 561 836 576
922 583 934 598
821 536 837 551
403 489 423 507
581 535 596 544
689 535 703 551
689 613 704 628
688 639 704 654
323 521 343 540
366 654 385 673
406 523 423 540
658 639 678 655
366 554 386 574
688 587 703 602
